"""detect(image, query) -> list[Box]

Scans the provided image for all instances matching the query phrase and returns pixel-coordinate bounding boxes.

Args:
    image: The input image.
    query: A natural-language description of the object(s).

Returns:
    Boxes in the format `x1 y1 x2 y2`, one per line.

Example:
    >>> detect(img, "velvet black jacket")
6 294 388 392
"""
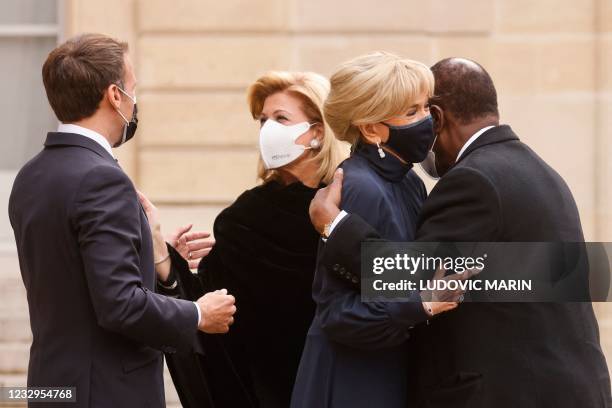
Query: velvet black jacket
160 180 320 408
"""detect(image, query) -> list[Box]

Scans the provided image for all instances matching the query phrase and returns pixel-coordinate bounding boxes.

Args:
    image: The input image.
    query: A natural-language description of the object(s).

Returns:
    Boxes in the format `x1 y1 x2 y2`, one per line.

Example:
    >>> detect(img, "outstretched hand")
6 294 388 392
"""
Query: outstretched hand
167 224 215 269
309 168 344 235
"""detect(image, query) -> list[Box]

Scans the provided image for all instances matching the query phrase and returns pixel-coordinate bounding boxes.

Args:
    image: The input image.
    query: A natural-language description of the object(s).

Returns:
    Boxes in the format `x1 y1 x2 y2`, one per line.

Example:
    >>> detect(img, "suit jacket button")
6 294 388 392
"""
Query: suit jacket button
332 264 340 272
339 267 346 275
351 276 359 284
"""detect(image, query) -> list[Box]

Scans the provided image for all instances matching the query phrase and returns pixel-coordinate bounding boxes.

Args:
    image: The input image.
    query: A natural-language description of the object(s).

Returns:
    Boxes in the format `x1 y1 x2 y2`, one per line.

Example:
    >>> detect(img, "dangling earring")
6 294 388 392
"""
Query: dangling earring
377 142 385 159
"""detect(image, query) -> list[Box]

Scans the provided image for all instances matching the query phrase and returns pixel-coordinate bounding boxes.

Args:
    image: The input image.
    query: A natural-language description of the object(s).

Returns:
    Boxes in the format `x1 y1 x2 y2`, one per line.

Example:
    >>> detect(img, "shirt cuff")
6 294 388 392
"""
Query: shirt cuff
193 301 201 327
328 210 348 236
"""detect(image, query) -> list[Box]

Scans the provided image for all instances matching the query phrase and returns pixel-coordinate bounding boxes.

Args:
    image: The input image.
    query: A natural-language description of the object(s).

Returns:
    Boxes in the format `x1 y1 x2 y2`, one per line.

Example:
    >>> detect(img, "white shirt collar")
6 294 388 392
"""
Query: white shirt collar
57 123 115 158
455 125 496 162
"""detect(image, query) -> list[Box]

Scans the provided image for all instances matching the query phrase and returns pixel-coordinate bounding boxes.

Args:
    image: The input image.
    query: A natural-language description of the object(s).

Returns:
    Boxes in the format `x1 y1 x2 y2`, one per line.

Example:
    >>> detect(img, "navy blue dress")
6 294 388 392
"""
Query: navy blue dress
291 142 428 408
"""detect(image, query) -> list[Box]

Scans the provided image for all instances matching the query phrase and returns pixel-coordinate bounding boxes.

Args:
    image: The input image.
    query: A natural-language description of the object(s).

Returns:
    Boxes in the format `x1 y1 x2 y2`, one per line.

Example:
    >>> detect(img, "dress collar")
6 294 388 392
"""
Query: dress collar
353 141 413 182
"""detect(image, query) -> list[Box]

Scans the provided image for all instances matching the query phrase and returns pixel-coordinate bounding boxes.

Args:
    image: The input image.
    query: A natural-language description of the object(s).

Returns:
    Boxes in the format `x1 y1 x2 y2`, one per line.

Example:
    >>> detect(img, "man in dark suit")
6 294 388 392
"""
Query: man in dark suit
8 34 236 407
309 58 611 407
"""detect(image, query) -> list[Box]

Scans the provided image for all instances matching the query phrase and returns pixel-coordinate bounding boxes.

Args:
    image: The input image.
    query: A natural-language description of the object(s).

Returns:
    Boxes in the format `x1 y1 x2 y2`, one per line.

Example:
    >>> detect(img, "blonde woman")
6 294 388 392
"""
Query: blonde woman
140 71 346 408
292 53 457 408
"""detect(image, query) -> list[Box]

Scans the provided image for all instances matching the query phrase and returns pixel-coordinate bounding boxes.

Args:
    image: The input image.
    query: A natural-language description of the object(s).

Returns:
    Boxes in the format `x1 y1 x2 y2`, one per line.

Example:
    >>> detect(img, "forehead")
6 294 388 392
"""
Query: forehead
414 90 430 103
262 91 303 112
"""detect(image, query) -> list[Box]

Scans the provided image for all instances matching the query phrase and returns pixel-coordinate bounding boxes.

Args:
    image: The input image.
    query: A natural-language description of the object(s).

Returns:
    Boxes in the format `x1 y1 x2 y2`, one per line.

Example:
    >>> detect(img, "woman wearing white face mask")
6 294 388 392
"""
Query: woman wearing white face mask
139 71 347 408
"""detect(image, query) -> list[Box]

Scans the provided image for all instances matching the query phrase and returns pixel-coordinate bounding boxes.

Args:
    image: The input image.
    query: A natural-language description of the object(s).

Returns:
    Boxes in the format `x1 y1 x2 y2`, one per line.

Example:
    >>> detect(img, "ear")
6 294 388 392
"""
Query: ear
311 122 324 140
430 104 445 134
106 83 122 110
358 123 385 144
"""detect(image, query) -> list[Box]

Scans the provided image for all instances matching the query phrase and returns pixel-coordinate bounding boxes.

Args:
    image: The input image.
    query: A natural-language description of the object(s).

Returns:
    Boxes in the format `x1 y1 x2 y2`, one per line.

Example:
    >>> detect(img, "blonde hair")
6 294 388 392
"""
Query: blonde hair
324 51 435 146
248 71 347 185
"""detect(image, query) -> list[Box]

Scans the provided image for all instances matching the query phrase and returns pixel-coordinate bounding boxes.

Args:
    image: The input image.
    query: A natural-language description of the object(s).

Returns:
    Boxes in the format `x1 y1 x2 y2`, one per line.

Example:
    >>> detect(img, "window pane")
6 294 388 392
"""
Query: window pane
0 37 58 170
0 0 57 24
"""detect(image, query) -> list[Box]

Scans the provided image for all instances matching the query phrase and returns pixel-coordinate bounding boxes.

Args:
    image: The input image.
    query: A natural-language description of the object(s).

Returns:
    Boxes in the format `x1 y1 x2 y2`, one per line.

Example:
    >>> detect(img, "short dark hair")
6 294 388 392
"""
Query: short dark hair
42 33 128 123
430 58 499 124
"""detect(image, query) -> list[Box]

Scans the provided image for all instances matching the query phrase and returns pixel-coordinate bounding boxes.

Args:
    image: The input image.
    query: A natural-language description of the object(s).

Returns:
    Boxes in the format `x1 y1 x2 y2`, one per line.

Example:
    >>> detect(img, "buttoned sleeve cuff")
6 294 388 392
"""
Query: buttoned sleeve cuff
385 290 431 328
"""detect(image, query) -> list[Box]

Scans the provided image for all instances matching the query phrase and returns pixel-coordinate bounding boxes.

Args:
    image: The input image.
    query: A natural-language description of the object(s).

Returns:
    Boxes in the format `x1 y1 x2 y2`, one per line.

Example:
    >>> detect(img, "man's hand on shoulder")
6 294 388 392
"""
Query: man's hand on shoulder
310 168 343 235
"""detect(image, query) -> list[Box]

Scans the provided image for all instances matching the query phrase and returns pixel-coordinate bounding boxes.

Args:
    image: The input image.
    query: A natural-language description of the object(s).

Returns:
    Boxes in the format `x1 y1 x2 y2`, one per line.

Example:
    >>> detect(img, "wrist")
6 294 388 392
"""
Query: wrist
319 207 340 236
152 230 167 251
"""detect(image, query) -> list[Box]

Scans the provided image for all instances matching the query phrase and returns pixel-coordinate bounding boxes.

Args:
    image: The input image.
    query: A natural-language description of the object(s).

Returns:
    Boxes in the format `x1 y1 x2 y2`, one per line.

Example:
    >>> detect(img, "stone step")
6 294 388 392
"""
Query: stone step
0 287 29 315
0 313 32 342
0 342 29 374
0 373 27 387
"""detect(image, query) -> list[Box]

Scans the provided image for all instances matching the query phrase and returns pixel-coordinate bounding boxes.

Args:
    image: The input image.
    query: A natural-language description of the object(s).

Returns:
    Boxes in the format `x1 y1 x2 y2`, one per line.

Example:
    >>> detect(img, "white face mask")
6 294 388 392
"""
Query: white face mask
419 134 440 179
259 119 315 169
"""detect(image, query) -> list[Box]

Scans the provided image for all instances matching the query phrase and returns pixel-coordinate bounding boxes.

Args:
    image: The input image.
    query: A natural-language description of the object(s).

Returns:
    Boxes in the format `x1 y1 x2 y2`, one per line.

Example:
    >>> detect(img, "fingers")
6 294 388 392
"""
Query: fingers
174 224 193 239
188 247 212 261
136 190 154 211
433 266 446 280
443 302 458 312
464 266 483 279
186 238 215 252
331 167 344 185
178 234 187 249
430 301 458 316
183 231 212 242
328 167 344 200
197 289 237 334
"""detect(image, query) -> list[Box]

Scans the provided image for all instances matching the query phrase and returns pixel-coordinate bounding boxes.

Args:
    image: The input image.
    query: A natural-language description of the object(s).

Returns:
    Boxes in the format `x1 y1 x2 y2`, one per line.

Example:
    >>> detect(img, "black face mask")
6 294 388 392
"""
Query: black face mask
115 103 138 147
381 115 435 163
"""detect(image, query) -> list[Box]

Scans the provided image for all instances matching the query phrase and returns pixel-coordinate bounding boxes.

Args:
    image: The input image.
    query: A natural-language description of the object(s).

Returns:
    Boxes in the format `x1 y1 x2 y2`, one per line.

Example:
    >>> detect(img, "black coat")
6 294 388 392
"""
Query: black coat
162 180 320 408
320 126 611 408
8 132 199 408
291 142 429 408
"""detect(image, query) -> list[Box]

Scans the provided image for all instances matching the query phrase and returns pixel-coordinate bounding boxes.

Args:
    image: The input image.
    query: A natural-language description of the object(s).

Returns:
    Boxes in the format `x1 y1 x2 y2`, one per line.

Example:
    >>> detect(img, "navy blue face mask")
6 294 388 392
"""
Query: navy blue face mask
381 115 435 163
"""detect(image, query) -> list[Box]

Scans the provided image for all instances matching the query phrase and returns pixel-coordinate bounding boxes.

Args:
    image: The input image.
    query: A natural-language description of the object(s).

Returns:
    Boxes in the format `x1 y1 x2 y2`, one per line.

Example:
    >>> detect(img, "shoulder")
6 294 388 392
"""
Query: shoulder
428 165 500 209
82 163 132 189
340 156 381 194
212 184 267 234
73 163 135 204
340 155 372 176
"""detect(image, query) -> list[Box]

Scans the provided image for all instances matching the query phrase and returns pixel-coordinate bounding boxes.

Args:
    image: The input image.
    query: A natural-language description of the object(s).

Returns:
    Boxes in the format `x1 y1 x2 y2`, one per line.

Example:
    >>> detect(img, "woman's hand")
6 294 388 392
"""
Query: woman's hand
167 224 215 269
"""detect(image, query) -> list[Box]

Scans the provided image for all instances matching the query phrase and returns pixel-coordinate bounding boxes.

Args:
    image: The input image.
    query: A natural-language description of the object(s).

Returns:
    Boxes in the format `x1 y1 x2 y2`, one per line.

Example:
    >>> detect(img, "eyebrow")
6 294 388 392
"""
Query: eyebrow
409 100 431 108
273 109 291 115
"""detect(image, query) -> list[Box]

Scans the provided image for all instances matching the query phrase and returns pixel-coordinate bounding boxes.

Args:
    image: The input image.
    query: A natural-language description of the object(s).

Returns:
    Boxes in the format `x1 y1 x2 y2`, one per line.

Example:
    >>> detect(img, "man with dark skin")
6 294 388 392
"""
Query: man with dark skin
309 58 611 407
